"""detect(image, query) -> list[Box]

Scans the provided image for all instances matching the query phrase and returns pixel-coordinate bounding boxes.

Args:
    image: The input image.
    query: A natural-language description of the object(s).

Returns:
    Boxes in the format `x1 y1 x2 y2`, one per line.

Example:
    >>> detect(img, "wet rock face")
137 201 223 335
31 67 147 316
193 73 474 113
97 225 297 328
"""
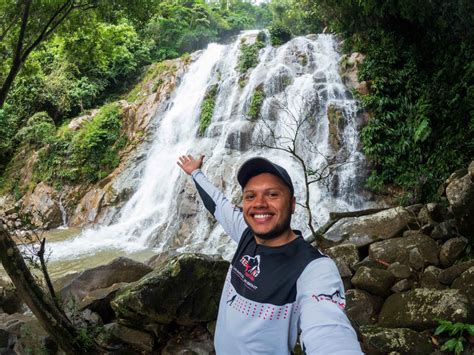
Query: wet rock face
20 182 62 228
111 253 229 326
378 288 472 330
359 326 434 355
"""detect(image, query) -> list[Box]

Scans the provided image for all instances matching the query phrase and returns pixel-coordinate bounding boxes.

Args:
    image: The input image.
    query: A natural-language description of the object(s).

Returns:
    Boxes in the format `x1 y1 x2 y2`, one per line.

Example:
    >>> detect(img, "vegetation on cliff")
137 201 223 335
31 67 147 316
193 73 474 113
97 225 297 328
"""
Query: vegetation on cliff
282 0 474 202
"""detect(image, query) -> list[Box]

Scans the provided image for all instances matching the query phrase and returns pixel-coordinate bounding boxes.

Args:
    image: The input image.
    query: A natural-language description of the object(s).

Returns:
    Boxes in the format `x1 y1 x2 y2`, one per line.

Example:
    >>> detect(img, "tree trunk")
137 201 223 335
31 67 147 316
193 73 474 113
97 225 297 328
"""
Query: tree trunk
0 224 102 354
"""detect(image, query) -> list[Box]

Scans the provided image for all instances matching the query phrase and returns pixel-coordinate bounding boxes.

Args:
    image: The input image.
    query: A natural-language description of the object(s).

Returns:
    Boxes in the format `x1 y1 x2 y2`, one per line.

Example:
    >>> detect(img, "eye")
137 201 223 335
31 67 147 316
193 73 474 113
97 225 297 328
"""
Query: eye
244 194 255 201
268 191 280 198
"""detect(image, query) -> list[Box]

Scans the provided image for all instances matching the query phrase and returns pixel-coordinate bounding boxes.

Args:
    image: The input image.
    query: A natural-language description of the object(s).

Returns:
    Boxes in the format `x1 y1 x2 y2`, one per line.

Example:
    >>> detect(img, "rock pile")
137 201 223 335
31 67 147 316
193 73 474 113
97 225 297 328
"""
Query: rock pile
324 161 474 354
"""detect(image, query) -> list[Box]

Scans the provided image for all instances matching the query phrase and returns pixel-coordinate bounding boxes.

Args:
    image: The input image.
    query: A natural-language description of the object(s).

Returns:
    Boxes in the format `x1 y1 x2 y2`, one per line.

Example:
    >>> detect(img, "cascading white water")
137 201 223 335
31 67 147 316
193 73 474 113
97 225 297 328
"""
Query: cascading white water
48 32 372 261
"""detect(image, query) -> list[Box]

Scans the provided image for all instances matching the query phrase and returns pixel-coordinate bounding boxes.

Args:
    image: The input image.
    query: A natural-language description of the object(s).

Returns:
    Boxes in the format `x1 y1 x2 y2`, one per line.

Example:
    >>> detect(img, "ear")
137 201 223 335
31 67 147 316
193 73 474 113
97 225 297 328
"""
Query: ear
291 196 296 214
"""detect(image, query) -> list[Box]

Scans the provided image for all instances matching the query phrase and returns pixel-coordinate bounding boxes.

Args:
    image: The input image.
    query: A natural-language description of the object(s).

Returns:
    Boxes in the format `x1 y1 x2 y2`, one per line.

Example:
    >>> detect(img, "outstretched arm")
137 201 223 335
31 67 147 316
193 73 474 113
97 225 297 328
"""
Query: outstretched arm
297 258 363 354
177 155 247 243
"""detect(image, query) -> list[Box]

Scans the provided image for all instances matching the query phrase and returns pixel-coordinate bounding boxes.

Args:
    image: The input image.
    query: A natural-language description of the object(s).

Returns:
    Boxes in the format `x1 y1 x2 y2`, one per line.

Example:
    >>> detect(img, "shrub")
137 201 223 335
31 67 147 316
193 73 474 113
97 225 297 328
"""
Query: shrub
247 87 265 120
269 22 291 46
199 85 218 135
14 112 56 148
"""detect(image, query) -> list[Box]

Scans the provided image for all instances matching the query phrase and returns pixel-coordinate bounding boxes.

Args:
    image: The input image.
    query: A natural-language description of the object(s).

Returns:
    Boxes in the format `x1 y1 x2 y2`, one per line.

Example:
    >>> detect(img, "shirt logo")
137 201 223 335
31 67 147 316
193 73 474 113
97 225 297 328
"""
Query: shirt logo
240 255 261 281
312 290 346 309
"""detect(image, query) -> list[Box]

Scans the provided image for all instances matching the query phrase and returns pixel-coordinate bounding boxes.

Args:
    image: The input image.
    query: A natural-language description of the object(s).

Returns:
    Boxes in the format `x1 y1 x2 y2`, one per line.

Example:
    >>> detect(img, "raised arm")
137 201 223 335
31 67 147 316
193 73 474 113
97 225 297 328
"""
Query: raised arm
177 155 247 243
296 258 363 354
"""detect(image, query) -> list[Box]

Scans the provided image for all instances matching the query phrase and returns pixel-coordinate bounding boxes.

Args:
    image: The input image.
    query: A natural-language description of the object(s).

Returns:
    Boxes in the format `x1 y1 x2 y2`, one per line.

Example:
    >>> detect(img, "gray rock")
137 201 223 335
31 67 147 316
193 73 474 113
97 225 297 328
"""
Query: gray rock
430 219 458 241
445 163 474 237
378 288 472 330
351 266 395 297
324 207 415 247
369 233 439 267
161 325 214 355
111 253 229 326
420 266 445 290
390 279 411 293
58 257 152 305
345 289 382 329
326 243 360 268
105 322 154 352
438 260 474 285
451 267 474 302
351 257 386 272
408 248 425 271
145 250 179 269
359 326 434 355
439 237 468 267
387 262 412 279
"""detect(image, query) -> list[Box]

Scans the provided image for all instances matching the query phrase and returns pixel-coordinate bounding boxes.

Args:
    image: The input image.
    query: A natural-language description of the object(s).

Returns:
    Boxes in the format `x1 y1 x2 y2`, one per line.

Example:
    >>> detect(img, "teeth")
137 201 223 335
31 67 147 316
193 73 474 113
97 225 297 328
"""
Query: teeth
254 214 272 218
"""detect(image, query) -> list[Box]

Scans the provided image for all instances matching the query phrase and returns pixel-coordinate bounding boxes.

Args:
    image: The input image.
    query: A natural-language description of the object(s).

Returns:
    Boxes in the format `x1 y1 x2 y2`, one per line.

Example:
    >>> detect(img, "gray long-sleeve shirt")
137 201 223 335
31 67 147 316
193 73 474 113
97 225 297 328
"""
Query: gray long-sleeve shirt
191 169 363 354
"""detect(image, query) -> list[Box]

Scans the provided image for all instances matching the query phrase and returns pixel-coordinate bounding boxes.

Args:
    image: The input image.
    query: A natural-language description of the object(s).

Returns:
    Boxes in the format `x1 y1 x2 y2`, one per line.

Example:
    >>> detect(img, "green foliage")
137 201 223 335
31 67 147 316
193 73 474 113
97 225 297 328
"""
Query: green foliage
435 320 474 355
14 112 56 148
303 0 474 202
199 85 218 135
0 105 18 169
238 36 265 74
269 22 292 46
34 103 126 185
248 87 265 120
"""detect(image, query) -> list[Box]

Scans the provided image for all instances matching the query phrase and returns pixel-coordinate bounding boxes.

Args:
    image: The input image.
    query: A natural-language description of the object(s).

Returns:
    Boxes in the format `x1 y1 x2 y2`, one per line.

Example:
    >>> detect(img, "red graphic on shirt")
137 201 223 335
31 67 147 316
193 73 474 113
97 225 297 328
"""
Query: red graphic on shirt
240 255 261 281
312 290 346 309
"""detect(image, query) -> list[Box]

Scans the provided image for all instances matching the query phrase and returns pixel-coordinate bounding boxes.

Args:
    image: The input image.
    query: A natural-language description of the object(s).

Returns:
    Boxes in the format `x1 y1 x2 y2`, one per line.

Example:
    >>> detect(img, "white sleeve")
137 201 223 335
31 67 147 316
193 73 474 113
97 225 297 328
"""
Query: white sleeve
191 169 248 243
296 258 363 354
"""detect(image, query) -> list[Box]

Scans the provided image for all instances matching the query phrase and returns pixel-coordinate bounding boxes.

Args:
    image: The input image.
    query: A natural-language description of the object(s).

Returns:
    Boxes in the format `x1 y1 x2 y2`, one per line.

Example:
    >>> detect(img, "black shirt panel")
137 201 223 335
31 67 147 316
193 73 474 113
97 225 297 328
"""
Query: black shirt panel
230 228 326 306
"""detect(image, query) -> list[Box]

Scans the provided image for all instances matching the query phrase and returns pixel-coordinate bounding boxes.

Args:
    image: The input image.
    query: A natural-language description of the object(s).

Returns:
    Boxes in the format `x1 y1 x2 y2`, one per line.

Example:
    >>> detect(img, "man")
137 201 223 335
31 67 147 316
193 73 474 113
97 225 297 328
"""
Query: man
177 155 362 354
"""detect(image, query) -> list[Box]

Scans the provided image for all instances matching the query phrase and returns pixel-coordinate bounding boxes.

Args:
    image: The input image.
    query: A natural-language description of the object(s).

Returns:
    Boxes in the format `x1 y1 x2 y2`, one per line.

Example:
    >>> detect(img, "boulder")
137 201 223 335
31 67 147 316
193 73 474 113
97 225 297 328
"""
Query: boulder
351 266 395 297
326 243 359 269
451 267 474 302
105 322 154 353
359 326 434 355
325 207 415 247
445 162 474 237
20 182 62 228
430 219 458 241
145 251 179 269
369 232 439 267
161 325 214 355
345 289 382 329
387 262 411 279
58 257 152 307
420 266 445 290
111 253 229 326
439 237 468 267
0 285 23 314
378 288 472 330
327 104 346 152
390 279 411 293
439 259 474 285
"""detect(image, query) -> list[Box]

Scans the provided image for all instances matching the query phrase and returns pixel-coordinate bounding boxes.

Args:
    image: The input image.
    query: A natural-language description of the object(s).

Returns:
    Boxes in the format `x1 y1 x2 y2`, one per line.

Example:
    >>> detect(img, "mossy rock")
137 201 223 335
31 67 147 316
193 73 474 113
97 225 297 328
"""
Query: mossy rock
359 326 434 354
111 253 229 326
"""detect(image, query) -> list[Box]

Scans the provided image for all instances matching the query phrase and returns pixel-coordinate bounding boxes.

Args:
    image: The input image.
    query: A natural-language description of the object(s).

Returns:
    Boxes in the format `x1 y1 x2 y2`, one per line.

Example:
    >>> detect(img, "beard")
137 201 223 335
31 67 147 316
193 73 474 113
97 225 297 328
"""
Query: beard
244 206 293 240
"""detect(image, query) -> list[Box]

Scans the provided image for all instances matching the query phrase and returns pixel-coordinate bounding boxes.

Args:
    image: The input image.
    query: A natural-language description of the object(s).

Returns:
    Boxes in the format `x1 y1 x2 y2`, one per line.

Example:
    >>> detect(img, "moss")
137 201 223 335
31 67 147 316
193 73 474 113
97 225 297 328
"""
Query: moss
247 86 265 120
199 84 218 135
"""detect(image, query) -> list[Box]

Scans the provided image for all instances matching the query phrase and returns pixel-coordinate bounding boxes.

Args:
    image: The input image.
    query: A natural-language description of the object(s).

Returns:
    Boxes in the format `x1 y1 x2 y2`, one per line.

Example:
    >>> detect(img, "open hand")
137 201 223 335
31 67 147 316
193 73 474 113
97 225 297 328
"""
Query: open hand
177 155 204 175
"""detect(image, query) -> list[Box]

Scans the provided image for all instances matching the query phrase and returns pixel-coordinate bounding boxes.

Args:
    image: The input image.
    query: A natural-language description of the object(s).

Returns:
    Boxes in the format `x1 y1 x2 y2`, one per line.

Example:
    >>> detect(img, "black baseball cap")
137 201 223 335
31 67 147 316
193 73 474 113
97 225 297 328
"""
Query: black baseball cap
237 157 294 196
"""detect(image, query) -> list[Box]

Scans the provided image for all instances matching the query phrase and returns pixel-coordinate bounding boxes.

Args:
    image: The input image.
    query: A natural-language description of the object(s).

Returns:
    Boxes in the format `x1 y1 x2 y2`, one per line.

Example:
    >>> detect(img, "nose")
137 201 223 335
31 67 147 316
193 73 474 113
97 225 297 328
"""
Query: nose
253 194 268 208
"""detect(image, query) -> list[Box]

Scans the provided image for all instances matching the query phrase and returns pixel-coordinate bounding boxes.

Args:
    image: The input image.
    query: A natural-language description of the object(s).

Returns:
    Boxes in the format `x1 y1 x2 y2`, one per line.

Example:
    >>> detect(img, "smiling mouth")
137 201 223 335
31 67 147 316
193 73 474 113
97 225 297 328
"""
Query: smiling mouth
252 213 275 222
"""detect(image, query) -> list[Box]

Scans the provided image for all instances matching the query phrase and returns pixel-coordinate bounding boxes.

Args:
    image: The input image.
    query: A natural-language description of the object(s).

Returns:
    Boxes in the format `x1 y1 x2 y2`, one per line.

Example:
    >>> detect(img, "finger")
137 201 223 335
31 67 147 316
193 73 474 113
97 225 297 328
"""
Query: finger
187 154 193 160
199 155 205 162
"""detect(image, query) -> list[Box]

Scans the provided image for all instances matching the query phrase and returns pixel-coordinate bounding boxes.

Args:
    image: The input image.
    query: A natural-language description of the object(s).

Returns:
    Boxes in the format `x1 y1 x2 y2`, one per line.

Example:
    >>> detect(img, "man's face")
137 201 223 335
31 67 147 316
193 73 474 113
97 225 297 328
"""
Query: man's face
242 173 295 240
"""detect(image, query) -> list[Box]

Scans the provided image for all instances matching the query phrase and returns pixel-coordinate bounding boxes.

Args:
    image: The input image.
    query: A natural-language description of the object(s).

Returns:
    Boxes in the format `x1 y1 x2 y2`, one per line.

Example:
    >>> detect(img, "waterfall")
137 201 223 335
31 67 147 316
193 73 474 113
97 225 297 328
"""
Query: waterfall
48 32 372 261
57 196 68 230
